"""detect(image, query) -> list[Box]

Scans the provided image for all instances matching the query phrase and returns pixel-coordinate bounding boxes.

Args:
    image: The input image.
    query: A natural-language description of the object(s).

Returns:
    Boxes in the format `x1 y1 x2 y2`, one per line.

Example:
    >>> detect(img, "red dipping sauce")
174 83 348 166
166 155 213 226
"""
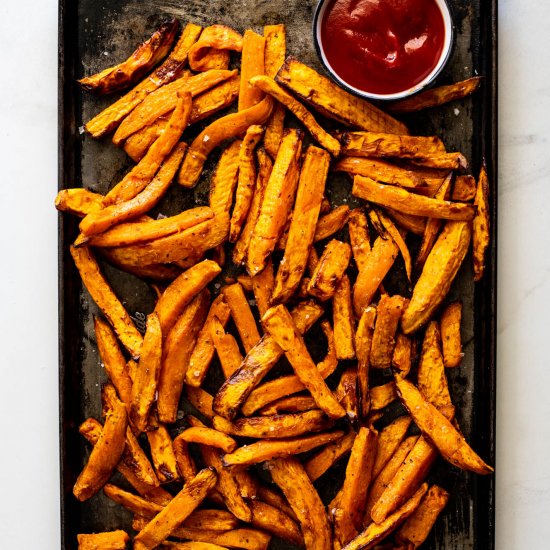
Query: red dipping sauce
319 0 447 96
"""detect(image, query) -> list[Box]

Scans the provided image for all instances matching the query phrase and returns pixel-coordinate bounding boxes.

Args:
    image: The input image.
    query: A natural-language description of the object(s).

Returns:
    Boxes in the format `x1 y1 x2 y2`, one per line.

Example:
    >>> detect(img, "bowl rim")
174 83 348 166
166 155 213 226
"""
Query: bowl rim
312 0 456 101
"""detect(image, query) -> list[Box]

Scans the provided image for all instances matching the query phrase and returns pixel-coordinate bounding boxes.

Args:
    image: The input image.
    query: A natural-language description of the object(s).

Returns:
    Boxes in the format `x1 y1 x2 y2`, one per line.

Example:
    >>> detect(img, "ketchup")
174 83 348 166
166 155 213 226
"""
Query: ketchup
320 0 446 95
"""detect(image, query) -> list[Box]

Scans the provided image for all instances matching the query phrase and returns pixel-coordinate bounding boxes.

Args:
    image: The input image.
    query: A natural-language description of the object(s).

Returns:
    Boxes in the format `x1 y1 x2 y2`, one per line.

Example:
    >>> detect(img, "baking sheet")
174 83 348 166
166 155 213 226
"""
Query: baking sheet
58 0 497 548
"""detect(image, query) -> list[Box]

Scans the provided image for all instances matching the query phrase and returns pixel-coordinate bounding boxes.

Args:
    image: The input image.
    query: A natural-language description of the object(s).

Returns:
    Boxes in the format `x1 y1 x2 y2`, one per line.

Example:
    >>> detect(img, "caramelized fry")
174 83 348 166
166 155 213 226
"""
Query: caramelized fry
370 382 398 411
73 395 127 501
370 295 407 369
84 23 202 138
55 188 103 217
251 75 341 155
239 30 266 110
146 423 180 483
249 500 304 547
211 317 243 378
70 245 143 357
149 527 270 550
247 129 303 275
333 275 355 359
176 426 237 454
251 258 274 317
77 531 129 550
401 221 472 334
258 395 317 416
188 25 243 71
305 431 355 482
395 377 493 474
356 306 377 419
186 295 231 387
223 283 261 352
208 140 242 217
263 24 287 158
373 416 413 479
158 291 210 422
269 457 332 550
374 209 412 281
388 77 482 113
440 302 463 368
185 386 215 419
272 145 330 303
473 162 490 281
233 148 273 265
276 57 408 134
230 125 265 242
307 240 351 301
392 333 413 377
130 313 162 432
353 175 475 221
452 174 477 201
348 208 371 272
178 97 273 188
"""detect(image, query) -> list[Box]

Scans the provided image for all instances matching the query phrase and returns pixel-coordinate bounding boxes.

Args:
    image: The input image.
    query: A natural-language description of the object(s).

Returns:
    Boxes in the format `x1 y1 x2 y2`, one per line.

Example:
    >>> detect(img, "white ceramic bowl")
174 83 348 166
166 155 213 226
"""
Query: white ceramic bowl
312 0 455 101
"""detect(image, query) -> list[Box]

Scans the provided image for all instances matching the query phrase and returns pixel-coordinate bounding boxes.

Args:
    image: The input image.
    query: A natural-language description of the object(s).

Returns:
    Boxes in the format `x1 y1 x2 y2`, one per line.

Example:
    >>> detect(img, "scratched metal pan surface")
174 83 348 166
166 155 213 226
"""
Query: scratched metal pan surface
58 0 497 548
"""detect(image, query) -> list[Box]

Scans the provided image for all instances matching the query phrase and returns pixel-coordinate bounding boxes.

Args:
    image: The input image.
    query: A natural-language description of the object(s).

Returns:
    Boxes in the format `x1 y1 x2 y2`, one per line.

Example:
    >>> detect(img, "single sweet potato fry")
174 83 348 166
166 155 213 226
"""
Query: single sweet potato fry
263 24 287 159
392 333 413 377
395 484 450 547
185 387 215 419
334 157 423 188
343 484 428 550
409 152 468 170
94 317 132 407
333 275 356 359
87 206 211 250
335 368 359 424
73 395 127 501
307 240 351 301
176 426 237 454
239 30 266 111
77 530 129 550
158 291 210 422
154 260 221 334
353 236 398 317
222 431 344 467
249 500 304 547
211 317 243 378
276 57 408 134
213 409 331 439
269 457 332 550
370 295 407 369
452 174 477 201
370 382 398 411
55 188 103 217
213 301 323 419
84 23 202 138
223 283 261 352
130 313 162 432
133 468 217 550
105 93 192 205
272 145 330 303
356 306 377 419
262 305 346 419
251 75 341 156
70 245 143 357
258 395 317 416
388 77 482 113
185 295 231 387
313 205 350 243
440 302 463 368
146 423 180 484
372 416 413 479
341 131 445 159
247 129 303 276
178 97 273 188
230 125 265 242
395 377 493 474
473 162 490 281
233 148 273 266
188 25 243 72
80 19 178 95
353 176 475 221
417 321 453 413
334 427 378 545
251 258 275 317
401 221 472 334
152 528 270 550
348 208 371 272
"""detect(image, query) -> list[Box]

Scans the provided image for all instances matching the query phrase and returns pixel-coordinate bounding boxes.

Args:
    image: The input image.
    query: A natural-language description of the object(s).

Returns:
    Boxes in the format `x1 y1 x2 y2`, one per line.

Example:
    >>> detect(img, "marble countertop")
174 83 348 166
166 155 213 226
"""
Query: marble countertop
1 0 549 547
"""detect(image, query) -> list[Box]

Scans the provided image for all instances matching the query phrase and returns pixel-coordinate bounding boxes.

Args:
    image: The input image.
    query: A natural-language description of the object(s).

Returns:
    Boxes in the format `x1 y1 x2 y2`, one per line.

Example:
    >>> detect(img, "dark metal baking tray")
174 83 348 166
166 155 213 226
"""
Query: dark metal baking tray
59 0 497 548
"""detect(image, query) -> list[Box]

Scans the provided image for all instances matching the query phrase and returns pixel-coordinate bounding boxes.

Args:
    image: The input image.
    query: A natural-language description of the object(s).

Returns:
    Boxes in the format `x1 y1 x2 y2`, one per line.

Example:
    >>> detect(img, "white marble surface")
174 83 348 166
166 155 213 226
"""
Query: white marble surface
0 0 549 548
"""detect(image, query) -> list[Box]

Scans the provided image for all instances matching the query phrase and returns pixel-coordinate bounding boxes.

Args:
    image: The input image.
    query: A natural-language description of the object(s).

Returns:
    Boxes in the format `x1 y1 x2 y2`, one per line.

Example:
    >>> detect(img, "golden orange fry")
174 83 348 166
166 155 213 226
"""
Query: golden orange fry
307 239 351 301
223 283 261 352
55 188 103 217
146 423 180 484
188 25 243 71
239 30 266 111
440 301 463 368
473 162 490 281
